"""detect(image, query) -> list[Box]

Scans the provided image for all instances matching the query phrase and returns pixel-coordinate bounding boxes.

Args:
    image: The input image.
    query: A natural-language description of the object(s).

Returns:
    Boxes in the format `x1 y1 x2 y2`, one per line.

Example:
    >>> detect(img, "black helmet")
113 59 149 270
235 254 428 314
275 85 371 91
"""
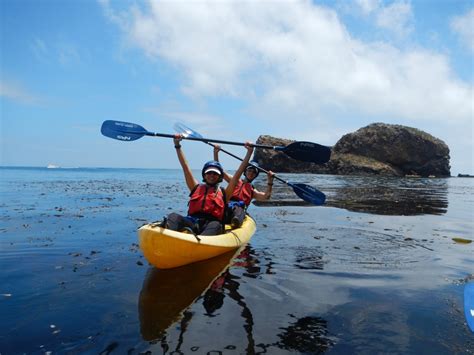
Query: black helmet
202 160 223 183
244 161 260 181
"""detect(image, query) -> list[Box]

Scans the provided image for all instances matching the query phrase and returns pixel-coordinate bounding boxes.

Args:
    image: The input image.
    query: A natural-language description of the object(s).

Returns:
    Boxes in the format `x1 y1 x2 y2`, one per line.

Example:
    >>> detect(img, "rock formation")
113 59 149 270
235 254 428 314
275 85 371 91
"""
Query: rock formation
254 123 450 177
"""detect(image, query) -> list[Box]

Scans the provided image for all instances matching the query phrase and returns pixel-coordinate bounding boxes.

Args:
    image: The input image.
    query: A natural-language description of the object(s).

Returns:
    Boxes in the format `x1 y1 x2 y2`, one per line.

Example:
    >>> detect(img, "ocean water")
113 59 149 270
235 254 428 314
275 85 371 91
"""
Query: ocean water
0 167 473 354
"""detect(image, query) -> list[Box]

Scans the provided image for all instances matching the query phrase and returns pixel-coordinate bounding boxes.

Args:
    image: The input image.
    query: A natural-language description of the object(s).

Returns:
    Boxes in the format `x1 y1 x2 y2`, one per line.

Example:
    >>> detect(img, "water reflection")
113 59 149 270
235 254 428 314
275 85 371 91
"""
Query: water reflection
201 246 262 353
325 176 448 215
138 246 334 354
138 247 265 345
199 247 335 354
275 315 334 353
294 246 326 270
255 176 448 215
138 250 238 341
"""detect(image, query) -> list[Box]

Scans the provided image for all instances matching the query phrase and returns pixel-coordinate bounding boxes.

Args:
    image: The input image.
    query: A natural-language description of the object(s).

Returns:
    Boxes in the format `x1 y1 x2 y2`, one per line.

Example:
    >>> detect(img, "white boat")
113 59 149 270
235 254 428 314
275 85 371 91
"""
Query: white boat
47 164 60 169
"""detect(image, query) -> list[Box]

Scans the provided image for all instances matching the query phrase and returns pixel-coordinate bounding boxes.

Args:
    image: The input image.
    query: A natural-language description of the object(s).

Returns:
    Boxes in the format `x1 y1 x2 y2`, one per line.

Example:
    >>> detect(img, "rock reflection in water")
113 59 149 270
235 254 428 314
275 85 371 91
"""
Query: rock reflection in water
254 176 448 215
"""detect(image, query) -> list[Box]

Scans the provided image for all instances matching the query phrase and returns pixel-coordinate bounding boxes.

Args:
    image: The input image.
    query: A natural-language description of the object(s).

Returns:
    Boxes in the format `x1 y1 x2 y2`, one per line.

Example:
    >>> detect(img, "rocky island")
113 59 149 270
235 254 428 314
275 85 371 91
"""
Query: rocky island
254 123 450 177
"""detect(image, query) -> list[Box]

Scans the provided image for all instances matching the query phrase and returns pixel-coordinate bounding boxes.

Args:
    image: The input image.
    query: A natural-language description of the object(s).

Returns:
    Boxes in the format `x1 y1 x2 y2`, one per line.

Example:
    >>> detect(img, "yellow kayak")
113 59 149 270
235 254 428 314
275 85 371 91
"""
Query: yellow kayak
138 215 256 269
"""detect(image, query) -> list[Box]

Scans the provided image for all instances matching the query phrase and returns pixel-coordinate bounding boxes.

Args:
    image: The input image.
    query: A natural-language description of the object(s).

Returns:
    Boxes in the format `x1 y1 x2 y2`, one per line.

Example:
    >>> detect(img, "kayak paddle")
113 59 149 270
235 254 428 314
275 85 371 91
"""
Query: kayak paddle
174 122 326 206
101 120 331 164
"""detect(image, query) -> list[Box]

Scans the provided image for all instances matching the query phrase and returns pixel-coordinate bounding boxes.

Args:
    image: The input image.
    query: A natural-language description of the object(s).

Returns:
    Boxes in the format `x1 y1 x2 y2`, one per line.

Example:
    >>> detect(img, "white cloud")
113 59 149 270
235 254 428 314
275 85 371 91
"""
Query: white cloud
102 0 471 126
450 8 474 53
0 80 42 105
351 0 413 37
57 42 81 66
31 38 49 62
354 0 381 15
375 1 413 37
30 36 82 67
144 107 226 137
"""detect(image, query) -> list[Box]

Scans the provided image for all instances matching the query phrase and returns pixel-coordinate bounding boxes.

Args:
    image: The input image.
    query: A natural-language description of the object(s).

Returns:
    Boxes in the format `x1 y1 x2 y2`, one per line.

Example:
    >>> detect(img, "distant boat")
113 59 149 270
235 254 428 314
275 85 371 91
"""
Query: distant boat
47 164 60 169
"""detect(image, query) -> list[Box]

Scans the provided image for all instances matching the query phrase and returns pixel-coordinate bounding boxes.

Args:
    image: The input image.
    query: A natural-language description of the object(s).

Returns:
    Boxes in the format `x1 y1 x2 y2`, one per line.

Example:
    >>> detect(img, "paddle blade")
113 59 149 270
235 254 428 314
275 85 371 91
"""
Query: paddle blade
465 282 474 332
101 120 148 141
173 122 204 139
289 183 326 205
278 141 331 164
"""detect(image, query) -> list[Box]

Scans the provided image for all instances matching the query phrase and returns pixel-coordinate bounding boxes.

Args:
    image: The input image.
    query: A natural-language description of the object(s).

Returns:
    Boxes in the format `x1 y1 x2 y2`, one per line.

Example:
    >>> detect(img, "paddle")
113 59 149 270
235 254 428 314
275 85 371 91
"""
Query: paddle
174 122 326 206
101 120 331 164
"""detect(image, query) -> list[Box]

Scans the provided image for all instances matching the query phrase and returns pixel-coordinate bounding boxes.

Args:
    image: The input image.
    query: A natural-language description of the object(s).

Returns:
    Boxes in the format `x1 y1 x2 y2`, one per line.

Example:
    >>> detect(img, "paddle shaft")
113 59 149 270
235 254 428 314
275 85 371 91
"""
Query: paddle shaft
102 120 331 164
147 131 286 150
203 141 288 186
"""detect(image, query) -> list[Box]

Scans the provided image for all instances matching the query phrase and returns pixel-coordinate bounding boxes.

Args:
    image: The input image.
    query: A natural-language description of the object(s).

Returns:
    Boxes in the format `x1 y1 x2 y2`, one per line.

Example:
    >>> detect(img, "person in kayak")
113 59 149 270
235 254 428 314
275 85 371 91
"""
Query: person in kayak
214 145 275 227
162 134 254 235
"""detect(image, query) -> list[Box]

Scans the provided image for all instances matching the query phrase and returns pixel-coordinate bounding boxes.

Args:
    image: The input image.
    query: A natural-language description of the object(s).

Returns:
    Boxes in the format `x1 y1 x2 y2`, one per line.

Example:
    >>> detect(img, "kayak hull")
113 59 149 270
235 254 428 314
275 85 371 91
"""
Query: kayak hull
138 215 256 269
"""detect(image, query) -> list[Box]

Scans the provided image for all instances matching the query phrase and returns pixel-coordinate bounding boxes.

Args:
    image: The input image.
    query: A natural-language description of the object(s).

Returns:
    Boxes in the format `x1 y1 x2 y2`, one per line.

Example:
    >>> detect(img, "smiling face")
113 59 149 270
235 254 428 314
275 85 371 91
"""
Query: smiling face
204 170 221 184
244 168 257 181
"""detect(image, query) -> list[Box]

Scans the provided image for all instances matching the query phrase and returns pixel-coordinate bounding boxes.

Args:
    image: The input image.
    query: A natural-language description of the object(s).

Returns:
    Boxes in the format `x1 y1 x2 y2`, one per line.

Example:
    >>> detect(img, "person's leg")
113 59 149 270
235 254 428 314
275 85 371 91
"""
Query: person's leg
182 216 199 234
199 220 223 235
231 206 245 228
165 212 186 231
224 206 232 225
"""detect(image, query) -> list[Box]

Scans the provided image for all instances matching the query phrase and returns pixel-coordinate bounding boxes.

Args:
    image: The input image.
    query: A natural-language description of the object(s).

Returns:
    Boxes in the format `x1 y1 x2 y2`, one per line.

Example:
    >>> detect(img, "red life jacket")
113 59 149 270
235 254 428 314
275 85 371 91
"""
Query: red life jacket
188 184 226 221
231 179 254 206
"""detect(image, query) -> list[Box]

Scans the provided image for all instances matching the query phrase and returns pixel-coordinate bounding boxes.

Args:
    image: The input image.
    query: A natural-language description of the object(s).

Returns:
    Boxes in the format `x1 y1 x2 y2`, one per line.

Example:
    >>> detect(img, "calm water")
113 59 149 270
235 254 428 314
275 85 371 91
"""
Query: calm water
1 167 473 354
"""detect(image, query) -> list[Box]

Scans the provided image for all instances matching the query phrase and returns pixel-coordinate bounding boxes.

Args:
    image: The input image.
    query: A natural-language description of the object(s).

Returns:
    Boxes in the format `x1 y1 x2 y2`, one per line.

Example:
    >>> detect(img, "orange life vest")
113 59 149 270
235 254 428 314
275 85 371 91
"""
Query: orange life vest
231 180 254 206
188 184 226 221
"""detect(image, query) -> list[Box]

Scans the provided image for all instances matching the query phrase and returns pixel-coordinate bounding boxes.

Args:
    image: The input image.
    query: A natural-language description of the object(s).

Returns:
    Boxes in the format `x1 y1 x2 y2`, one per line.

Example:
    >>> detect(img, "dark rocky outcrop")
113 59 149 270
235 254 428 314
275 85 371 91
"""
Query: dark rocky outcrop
254 123 450 177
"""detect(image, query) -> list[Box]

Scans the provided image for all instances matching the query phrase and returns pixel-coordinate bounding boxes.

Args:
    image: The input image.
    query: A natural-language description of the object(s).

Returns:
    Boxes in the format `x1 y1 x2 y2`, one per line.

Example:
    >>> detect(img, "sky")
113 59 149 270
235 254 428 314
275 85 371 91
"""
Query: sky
1 0 473 174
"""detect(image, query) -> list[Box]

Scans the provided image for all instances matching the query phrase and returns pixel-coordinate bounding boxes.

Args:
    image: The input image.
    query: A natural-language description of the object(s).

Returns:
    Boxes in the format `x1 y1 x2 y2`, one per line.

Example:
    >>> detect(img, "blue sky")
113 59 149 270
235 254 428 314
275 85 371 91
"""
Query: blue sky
1 0 473 174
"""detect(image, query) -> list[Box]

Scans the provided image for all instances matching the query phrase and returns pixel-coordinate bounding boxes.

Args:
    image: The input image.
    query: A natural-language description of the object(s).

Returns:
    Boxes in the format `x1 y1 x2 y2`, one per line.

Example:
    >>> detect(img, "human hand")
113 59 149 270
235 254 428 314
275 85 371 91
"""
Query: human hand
267 170 275 183
173 134 183 146
213 144 221 153
244 141 254 154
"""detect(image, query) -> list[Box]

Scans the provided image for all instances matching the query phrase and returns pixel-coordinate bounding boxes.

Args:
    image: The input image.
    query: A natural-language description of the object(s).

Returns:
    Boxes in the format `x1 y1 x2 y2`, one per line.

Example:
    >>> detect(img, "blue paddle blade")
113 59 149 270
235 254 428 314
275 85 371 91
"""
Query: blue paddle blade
465 282 474 333
288 182 326 205
101 120 148 141
173 122 204 139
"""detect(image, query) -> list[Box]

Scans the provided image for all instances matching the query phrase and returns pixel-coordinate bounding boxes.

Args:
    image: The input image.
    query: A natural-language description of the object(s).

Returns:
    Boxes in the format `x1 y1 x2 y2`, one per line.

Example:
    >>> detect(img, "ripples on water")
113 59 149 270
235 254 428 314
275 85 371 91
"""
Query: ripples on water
0 168 473 353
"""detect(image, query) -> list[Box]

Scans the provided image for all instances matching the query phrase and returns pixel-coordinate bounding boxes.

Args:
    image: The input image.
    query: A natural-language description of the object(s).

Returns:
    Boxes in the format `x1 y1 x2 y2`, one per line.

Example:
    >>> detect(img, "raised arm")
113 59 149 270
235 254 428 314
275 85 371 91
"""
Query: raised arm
213 144 232 182
225 142 254 201
174 134 198 191
253 171 275 201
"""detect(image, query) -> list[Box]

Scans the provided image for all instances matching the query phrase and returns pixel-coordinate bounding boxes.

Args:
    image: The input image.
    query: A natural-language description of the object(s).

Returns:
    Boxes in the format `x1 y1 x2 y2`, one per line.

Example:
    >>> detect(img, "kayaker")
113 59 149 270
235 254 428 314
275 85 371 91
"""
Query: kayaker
162 134 254 235
214 145 275 227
